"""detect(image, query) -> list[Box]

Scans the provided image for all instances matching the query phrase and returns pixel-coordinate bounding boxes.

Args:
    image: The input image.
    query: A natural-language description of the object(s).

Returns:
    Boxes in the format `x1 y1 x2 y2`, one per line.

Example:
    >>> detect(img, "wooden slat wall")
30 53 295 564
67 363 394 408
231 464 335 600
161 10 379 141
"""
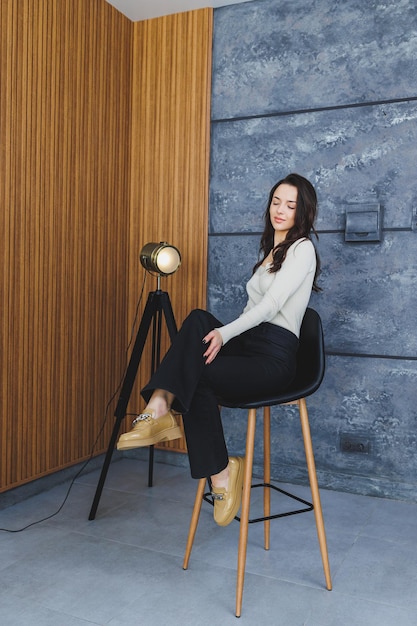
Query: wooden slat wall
0 1 212 491
0 0 132 492
128 10 213 452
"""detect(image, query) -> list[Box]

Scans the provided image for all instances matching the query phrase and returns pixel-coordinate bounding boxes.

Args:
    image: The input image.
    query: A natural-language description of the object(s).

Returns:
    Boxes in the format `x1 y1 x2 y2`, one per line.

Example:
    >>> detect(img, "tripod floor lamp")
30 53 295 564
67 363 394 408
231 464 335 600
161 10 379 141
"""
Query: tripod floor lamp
89 242 182 521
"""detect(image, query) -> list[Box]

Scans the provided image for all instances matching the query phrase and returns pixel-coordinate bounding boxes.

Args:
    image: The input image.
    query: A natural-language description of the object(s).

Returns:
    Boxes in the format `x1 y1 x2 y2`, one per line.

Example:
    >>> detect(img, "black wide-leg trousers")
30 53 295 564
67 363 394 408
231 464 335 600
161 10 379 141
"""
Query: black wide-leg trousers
141 309 298 479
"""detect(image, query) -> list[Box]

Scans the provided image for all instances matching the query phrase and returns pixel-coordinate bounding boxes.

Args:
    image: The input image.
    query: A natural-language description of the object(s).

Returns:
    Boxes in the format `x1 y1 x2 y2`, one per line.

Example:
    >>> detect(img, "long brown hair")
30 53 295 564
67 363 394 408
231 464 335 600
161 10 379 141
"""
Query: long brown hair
253 173 321 292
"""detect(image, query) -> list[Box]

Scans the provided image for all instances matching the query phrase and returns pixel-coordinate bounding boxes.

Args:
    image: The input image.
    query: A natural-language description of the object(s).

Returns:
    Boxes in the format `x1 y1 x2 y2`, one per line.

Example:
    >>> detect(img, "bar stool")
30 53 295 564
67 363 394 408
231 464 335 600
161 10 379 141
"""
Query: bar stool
182 308 332 617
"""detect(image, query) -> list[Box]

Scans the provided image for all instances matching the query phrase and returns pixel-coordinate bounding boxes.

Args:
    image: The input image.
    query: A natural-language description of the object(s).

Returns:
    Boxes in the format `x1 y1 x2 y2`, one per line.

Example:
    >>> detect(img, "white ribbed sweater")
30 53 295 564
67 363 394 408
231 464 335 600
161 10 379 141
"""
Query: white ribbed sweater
217 238 316 344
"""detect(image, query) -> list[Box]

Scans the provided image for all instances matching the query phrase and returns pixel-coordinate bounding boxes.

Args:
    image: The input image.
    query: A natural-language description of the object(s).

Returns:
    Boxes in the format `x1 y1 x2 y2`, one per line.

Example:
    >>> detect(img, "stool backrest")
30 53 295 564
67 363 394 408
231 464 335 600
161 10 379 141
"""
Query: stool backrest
259 306 325 406
289 307 325 399
220 308 325 409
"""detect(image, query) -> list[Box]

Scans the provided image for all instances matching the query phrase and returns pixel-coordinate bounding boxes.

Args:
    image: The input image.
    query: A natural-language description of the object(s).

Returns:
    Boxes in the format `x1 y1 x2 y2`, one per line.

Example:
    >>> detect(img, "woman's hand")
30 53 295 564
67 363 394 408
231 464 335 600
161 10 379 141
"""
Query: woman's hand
203 329 223 364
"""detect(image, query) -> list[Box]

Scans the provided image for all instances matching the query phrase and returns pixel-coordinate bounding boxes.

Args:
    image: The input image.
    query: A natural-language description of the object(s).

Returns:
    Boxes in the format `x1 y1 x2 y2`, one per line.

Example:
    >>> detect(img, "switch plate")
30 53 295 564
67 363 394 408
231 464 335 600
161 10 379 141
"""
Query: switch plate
345 203 381 242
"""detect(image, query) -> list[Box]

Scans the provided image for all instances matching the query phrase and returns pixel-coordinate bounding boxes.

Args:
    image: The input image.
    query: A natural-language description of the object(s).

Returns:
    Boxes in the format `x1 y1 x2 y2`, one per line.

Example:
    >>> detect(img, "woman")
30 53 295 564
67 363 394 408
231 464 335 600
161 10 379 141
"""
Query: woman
117 173 320 527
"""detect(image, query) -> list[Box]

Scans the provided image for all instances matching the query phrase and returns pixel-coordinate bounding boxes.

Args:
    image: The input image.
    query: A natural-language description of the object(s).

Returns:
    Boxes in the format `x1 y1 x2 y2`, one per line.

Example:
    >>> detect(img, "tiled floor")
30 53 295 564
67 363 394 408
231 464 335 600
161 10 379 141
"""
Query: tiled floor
0 456 416 625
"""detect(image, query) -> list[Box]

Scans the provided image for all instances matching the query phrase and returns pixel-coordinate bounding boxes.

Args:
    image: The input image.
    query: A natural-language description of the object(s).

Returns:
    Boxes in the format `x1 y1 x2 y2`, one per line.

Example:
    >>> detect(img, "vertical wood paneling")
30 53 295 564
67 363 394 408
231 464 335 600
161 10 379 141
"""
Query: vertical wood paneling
129 10 212 452
1 2 212 491
0 0 133 491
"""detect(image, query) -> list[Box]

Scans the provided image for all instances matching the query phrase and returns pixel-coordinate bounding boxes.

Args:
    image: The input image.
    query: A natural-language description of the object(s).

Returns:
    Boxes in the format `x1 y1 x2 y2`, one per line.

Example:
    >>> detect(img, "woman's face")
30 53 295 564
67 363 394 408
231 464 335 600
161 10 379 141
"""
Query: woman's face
269 183 297 243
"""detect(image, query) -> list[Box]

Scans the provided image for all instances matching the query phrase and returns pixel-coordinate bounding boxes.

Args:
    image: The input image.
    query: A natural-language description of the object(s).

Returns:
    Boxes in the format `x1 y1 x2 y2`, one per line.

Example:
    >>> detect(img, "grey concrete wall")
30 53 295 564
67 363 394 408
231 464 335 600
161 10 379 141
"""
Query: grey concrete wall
208 0 417 500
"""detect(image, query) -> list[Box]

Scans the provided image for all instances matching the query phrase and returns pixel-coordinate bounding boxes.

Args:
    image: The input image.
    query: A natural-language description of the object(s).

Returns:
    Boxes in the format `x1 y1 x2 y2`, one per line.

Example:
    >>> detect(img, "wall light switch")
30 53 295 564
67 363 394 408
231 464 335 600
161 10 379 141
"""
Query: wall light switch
345 203 381 242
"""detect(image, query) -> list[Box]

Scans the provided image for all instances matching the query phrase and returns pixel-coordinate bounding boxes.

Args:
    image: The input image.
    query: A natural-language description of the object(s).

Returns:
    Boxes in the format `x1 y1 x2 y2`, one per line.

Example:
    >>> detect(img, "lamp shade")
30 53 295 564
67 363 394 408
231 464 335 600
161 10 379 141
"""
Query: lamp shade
140 242 181 276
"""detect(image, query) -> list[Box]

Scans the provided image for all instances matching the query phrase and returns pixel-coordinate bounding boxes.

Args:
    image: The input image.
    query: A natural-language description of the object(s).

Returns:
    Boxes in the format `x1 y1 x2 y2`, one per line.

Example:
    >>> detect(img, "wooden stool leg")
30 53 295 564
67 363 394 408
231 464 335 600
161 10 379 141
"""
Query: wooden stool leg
183 477 206 570
263 406 271 551
298 398 332 591
236 407 256 617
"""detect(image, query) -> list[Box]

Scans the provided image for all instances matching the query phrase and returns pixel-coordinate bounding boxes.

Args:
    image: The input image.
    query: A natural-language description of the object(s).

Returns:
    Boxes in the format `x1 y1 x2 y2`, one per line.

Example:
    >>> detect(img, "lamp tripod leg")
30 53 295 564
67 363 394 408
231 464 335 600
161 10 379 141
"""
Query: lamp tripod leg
88 290 177 520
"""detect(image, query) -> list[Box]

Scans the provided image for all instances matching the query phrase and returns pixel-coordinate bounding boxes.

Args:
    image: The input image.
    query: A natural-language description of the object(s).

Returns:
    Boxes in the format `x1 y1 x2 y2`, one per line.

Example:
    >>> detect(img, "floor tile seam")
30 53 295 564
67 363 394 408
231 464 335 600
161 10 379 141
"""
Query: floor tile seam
63 528 187 560
71 477 187 498
354 530 417 548
100 488 195 504
72 493 197 525
51 491 140 522
74 458 190 478
0 590 103 625
48 484 181 520
243 566 330 591
30 596 104 626
325 533 362 580
323 587 417 612
76 491 153 520
184 551 330 588
181 551 258 576
89 482 197 504
0 522 75 549
0 560 27 576
345 498 380 538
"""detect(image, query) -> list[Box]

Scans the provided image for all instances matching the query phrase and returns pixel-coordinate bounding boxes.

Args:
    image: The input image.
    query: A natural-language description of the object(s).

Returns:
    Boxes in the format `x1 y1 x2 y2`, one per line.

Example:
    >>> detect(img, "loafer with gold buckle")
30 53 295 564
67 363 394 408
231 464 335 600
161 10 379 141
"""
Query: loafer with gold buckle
211 457 244 527
117 410 182 450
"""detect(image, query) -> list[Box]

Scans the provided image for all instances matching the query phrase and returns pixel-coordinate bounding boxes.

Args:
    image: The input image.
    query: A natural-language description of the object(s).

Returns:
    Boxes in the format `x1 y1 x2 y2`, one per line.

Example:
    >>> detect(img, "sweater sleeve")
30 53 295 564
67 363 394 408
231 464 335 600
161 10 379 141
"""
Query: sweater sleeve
217 239 316 345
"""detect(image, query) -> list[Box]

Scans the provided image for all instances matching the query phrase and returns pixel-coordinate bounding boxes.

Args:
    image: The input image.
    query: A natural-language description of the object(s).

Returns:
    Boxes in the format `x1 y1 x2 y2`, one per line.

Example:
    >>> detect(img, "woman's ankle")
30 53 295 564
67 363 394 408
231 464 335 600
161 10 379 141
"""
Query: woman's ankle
145 401 169 419
146 390 174 419
211 462 230 490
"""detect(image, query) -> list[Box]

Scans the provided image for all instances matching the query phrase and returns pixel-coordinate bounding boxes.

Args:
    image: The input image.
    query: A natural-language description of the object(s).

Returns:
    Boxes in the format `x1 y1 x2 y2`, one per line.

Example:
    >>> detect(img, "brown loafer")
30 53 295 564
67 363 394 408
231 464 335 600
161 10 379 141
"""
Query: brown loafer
211 457 244 527
117 410 182 450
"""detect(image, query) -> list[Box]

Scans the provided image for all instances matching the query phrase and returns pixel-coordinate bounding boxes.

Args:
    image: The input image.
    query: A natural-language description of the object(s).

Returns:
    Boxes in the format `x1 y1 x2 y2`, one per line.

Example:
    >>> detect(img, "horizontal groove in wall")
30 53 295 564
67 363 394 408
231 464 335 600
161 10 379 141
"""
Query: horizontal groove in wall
209 227 414 237
212 96 417 124
326 351 417 361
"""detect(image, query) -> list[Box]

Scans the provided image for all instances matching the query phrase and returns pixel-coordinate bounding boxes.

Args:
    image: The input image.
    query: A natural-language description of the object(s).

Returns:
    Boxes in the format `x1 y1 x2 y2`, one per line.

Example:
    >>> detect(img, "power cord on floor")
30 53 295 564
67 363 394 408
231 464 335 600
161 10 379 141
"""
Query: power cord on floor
0 273 148 533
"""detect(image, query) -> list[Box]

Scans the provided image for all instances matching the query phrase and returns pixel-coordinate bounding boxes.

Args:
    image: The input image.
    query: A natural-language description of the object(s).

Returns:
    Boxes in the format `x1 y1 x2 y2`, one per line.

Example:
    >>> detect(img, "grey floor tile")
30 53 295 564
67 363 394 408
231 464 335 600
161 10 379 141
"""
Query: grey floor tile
79 457 195 502
107 565 321 626
361 496 417 545
332 534 417 610
0 482 77 530
0 593 97 626
308 590 417 626
317 486 379 533
0 531 181 624
71 489 194 557
0 522 71 572
0 458 416 626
